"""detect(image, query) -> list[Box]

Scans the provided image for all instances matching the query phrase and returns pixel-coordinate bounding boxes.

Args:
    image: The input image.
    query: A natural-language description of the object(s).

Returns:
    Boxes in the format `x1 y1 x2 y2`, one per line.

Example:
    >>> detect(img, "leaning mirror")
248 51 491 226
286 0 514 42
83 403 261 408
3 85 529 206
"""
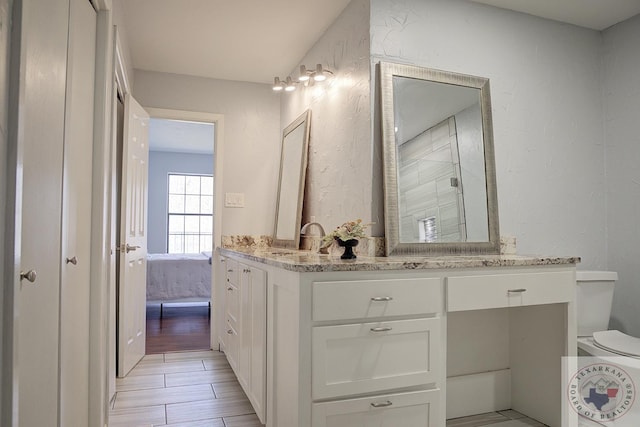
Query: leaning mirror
380 62 500 256
272 110 311 249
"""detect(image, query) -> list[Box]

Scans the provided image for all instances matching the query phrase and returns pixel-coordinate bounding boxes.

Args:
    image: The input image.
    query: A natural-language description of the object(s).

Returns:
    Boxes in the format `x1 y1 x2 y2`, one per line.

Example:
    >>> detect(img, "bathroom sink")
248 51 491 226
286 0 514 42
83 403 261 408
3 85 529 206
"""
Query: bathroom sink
267 250 298 255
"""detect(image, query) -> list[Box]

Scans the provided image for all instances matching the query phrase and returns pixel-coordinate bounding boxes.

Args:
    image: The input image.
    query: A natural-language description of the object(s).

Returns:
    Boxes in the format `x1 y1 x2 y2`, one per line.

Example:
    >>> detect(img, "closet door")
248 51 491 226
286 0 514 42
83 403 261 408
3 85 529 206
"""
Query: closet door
15 0 69 425
59 0 96 425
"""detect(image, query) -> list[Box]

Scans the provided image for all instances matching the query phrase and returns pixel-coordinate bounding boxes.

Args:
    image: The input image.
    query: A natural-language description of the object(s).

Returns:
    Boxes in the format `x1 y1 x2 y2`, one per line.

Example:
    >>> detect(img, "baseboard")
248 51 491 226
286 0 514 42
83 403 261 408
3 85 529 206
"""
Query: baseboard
446 369 511 419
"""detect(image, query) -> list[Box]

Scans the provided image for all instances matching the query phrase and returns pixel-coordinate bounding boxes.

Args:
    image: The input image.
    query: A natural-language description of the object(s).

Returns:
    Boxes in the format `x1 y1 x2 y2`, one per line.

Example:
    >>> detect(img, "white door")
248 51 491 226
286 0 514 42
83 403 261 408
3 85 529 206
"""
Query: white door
117 94 150 377
59 0 96 424
14 0 69 426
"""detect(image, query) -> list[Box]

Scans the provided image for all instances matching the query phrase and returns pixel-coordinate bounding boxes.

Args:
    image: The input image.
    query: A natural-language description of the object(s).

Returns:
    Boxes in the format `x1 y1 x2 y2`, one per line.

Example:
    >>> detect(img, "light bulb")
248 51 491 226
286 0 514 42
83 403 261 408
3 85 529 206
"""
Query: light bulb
285 76 296 92
272 77 284 91
313 64 327 82
298 65 310 82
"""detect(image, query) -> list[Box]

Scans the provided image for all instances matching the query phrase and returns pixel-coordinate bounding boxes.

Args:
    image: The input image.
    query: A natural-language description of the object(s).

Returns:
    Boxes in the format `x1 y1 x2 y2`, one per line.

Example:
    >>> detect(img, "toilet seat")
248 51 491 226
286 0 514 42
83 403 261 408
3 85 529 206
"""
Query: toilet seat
593 330 640 358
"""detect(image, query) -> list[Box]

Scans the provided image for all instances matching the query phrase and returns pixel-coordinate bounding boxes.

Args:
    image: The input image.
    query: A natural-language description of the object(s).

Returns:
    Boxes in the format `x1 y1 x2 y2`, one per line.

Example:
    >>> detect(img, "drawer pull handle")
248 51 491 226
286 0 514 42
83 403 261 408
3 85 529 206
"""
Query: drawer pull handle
370 327 392 333
371 296 393 302
508 288 527 293
227 329 234 335
227 287 233 291
227 269 234 272
370 400 393 408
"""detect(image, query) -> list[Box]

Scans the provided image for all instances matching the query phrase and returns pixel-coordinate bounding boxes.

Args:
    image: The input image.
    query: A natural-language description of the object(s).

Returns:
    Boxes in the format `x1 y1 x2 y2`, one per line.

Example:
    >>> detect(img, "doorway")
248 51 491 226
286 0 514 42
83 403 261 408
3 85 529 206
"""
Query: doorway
114 106 224 374
145 117 215 354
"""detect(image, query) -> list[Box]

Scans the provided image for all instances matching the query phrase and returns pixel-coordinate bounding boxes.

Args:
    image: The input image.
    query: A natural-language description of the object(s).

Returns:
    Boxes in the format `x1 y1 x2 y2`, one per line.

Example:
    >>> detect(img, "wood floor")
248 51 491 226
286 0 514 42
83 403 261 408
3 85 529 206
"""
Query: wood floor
109 350 263 427
146 303 211 354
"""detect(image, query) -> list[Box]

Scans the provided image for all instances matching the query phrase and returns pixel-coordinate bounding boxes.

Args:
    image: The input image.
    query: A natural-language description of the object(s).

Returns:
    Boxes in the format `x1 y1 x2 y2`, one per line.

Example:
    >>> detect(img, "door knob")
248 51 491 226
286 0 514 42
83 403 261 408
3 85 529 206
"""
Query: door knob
118 244 140 253
20 270 37 283
65 256 78 265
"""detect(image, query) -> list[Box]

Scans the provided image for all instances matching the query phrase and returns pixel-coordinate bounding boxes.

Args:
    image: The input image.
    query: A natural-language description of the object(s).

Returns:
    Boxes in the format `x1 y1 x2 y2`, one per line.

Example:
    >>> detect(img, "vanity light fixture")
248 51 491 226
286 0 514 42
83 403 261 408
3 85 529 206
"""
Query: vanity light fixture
273 64 334 93
298 65 310 82
312 63 332 82
284 76 296 92
272 77 285 91
297 63 333 83
273 76 297 92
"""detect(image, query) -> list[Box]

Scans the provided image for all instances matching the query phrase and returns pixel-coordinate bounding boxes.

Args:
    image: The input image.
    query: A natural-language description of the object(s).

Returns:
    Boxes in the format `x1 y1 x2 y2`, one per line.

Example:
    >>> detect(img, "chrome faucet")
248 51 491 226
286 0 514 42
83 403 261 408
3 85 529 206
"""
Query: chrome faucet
300 222 328 254
300 222 326 237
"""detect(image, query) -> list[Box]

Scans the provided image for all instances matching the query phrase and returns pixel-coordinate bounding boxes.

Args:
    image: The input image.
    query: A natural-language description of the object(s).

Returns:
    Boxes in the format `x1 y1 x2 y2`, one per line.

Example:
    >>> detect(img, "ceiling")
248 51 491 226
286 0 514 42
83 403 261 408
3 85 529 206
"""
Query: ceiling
116 0 352 85
471 0 640 31
149 118 214 154
120 0 640 153
116 0 640 86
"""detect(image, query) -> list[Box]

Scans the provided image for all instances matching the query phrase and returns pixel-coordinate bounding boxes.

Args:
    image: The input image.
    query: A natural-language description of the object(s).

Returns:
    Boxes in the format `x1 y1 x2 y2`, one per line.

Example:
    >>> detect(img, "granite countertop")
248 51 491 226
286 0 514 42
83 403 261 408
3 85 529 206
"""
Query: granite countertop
219 247 580 273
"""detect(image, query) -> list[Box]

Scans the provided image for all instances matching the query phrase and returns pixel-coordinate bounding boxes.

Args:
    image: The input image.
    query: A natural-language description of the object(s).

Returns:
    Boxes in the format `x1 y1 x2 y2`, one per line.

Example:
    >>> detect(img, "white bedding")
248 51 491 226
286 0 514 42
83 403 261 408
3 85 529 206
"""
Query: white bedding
146 252 212 302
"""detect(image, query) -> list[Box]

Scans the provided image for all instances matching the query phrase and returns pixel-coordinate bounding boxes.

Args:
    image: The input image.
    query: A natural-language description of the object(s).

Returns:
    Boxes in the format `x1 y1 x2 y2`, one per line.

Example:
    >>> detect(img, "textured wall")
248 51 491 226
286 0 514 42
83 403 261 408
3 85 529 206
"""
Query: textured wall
147 151 214 253
603 14 640 336
133 70 281 236
371 0 606 265
280 0 374 235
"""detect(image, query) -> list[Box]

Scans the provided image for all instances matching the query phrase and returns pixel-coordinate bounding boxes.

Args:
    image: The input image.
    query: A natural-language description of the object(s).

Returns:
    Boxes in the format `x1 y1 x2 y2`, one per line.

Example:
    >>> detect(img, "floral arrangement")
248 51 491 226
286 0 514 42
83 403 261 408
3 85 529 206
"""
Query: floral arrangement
321 219 372 248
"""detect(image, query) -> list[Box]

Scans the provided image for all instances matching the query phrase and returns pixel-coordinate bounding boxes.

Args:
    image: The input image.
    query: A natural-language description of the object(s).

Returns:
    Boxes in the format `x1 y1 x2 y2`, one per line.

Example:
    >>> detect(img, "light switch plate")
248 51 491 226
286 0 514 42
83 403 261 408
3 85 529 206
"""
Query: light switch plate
225 192 245 208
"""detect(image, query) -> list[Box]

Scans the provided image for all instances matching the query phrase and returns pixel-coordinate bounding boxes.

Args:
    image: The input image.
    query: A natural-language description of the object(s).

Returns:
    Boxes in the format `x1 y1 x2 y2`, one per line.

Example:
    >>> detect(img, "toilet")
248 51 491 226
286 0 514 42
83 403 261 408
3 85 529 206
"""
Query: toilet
576 270 640 358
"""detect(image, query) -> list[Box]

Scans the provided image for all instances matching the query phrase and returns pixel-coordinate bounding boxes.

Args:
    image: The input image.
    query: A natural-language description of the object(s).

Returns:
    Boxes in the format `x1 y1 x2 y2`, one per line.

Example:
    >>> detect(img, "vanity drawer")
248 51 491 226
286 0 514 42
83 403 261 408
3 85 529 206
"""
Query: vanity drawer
312 278 442 321
312 318 441 399
447 270 575 312
312 389 440 427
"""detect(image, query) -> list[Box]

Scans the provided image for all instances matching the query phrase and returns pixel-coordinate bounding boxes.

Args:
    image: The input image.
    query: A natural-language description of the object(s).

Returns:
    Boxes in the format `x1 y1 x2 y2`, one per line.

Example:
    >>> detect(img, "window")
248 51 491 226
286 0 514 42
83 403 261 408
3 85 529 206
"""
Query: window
167 174 213 253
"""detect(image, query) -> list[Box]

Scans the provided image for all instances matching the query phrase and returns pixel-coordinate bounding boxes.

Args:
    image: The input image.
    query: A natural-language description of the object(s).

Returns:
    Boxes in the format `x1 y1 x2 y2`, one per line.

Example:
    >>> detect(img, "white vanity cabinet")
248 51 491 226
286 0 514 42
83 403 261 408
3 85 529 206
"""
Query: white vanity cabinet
219 249 577 427
264 267 447 427
220 256 267 423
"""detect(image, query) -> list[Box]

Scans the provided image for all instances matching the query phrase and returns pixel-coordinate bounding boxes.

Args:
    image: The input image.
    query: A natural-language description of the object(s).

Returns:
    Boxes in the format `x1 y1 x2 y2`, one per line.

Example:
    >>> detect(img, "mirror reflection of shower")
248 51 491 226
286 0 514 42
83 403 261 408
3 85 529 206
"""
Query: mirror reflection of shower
393 74 490 245
397 116 467 243
419 217 437 242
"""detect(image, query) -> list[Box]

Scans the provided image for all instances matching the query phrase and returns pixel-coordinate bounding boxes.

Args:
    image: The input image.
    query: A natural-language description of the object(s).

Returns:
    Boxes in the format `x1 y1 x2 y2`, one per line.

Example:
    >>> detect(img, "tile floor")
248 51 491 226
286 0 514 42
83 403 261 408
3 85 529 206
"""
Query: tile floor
109 350 263 427
447 410 546 427
110 349 546 427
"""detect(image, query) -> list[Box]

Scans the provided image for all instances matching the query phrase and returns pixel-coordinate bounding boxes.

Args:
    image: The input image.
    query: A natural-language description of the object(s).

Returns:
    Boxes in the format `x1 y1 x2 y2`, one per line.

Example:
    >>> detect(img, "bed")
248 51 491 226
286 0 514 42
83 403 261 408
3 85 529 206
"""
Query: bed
146 252 212 309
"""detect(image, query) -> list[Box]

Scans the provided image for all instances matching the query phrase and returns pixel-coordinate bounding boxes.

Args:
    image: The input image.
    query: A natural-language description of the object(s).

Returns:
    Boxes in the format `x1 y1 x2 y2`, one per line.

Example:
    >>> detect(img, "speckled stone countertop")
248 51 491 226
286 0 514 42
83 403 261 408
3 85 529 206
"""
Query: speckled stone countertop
219 247 580 273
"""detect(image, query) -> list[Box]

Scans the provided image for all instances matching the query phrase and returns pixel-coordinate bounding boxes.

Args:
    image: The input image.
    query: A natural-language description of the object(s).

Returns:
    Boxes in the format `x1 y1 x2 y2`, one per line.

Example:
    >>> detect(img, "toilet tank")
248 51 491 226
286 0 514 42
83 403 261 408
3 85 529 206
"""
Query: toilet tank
576 271 618 337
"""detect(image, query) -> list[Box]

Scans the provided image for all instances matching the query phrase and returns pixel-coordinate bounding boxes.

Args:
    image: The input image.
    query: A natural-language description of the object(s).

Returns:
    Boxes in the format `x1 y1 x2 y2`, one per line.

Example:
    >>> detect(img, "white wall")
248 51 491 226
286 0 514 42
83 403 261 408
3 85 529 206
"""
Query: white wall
110 0 134 89
147 151 214 253
133 70 281 236
603 14 640 336
371 0 606 266
280 0 374 234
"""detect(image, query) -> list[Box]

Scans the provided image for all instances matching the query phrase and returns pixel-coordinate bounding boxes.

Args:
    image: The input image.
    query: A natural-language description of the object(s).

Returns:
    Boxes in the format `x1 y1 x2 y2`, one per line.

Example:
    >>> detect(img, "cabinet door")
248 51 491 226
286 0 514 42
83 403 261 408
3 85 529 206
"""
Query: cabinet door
238 263 267 423
225 318 239 371
312 318 441 399
217 256 228 349
248 265 267 423
312 389 440 427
